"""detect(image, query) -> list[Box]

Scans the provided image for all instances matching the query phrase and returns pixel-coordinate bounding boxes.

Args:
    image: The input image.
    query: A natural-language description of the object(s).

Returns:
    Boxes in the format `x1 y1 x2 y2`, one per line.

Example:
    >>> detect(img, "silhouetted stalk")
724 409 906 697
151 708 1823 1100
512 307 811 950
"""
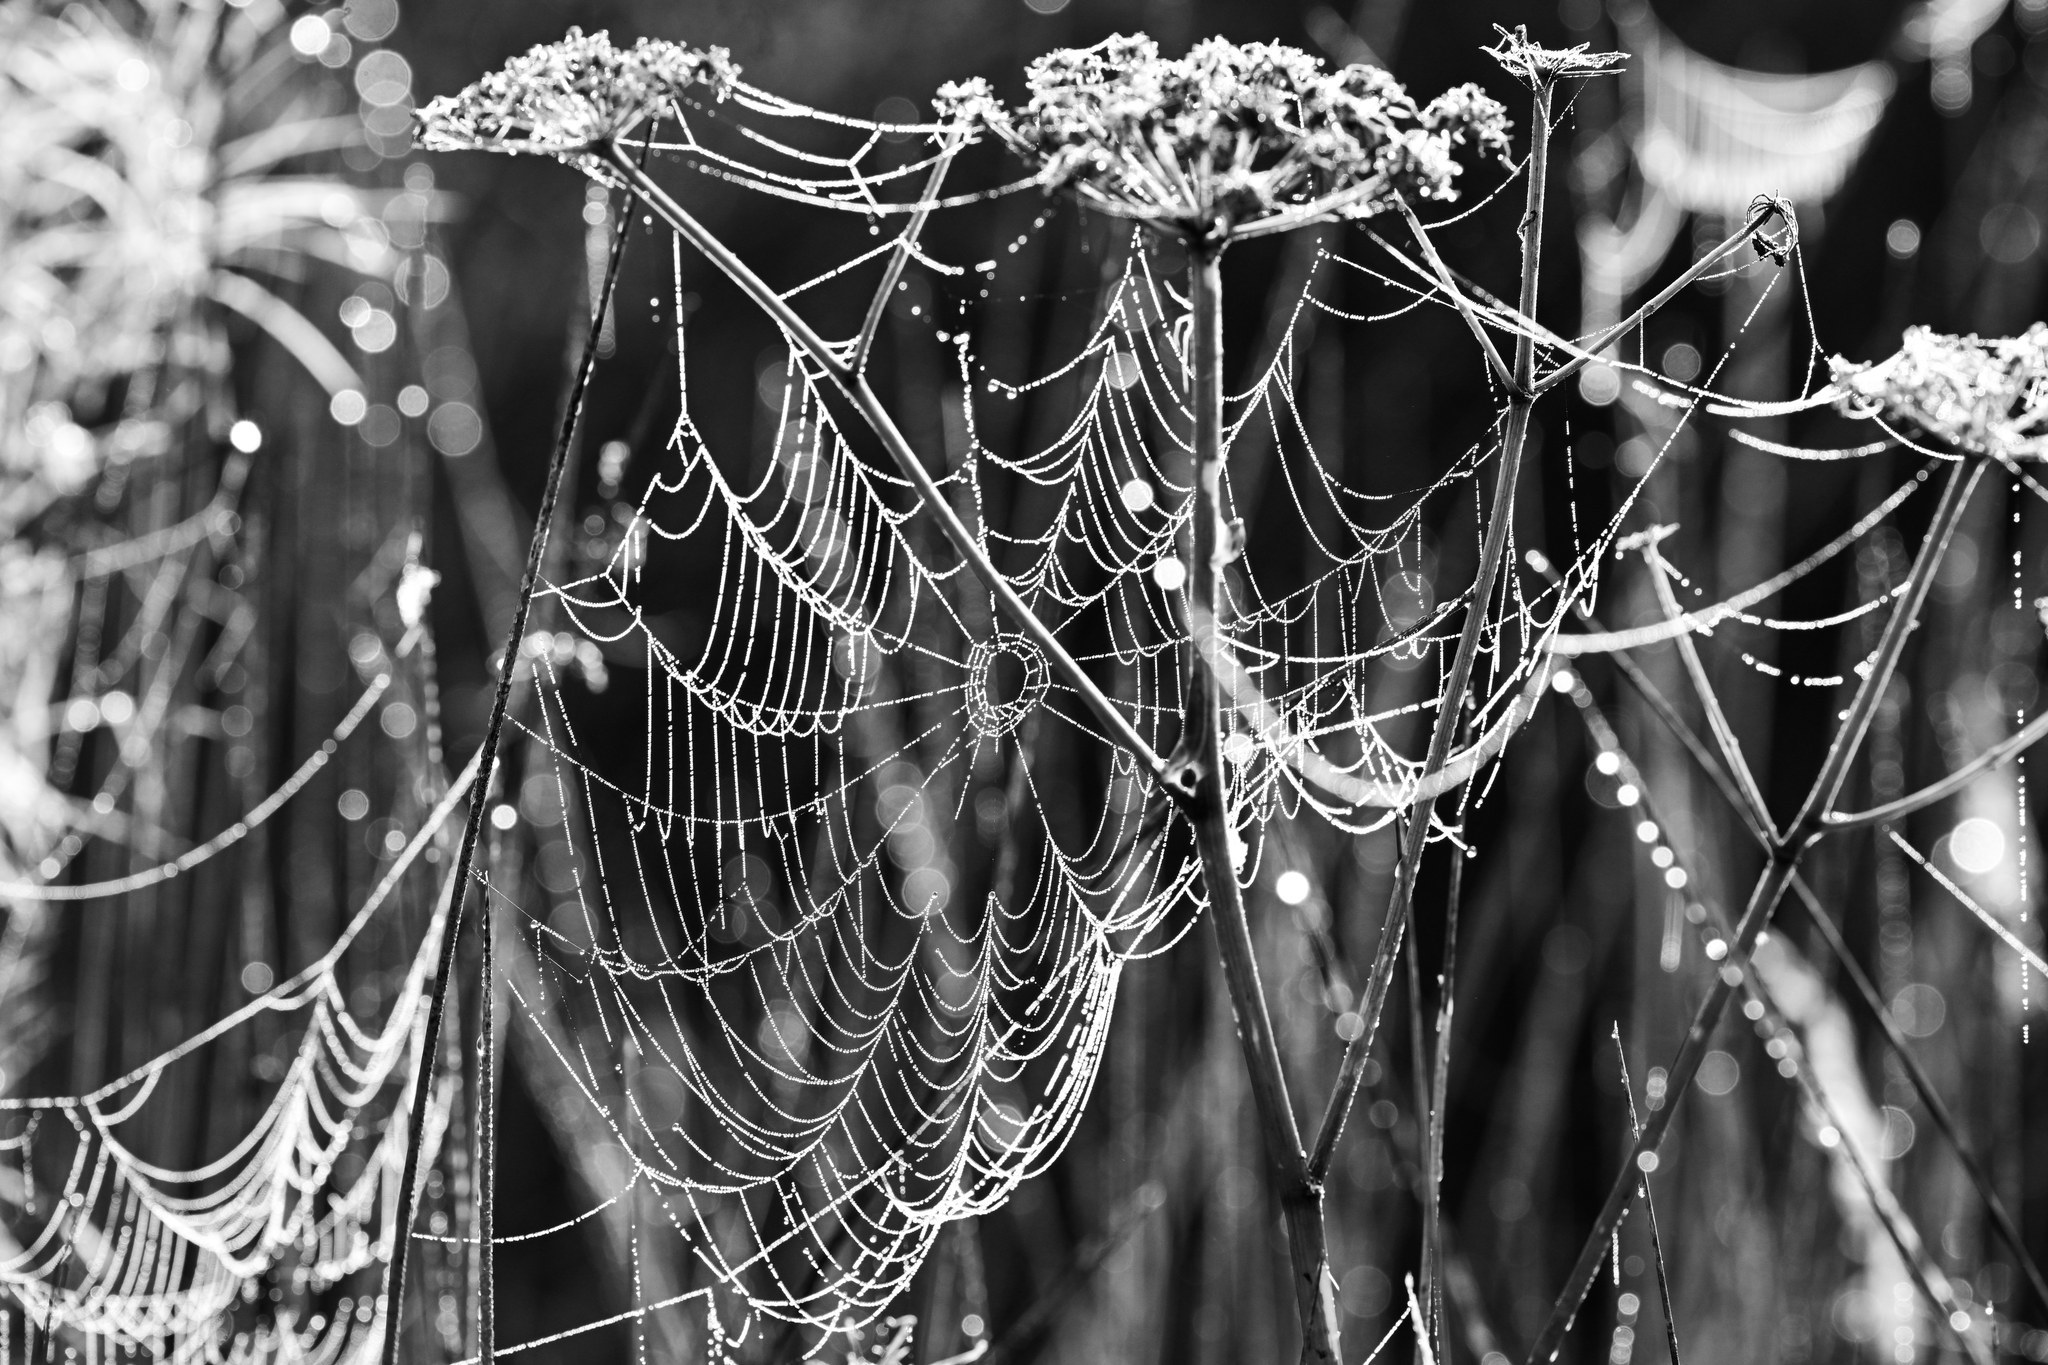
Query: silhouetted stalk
376 167 631 1365
1311 76 1554 1180
1524 454 1985 1364
1176 236 1341 1365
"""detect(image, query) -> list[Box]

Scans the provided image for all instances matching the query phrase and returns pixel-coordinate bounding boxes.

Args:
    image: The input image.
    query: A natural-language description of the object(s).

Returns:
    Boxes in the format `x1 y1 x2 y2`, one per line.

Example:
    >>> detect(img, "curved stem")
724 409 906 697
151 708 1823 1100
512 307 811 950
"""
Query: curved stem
600 144 1168 784
1190 602 1551 809
1826 706 2048 830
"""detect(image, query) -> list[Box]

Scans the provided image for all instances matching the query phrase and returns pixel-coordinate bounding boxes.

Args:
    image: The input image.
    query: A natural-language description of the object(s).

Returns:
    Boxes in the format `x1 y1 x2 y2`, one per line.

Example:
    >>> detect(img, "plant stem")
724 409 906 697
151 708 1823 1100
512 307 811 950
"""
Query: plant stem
1180 238 1340 1365
853 138 959 371
477 854 497 1365
1523 454 1984 1364
599 144 1168 785
1418 844 1463 1357
375 173 631 1365
1310 77 1555 1181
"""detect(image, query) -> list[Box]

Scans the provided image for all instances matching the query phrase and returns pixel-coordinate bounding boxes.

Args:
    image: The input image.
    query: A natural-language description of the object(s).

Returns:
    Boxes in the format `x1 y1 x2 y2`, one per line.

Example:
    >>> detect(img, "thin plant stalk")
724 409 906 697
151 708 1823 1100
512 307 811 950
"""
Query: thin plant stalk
477 855 498 1365
853 137 960 371
375 175 633 1365
1311 75 1556 1180
1643 544 1772 828
1612 1028 1682 1365
1523 454 1986 1364
1787 876 2048 1312
1180 236 1342 1365
1550 572 2048 1316
1379 203 1785 403
597 142 1169 784
1570 625 1985 1363
1418 846 1463 1357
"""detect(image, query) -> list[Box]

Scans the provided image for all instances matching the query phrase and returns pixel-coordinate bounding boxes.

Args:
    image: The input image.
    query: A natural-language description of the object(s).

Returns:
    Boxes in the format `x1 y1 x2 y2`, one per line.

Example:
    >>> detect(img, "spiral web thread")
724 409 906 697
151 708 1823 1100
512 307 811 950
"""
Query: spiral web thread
3 44 2014 1365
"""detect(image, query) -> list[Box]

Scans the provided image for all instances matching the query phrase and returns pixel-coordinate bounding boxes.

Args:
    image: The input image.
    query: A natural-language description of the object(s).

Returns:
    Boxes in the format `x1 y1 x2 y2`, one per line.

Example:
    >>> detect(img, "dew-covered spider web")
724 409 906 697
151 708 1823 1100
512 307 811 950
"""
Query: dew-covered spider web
2 37 1996 1365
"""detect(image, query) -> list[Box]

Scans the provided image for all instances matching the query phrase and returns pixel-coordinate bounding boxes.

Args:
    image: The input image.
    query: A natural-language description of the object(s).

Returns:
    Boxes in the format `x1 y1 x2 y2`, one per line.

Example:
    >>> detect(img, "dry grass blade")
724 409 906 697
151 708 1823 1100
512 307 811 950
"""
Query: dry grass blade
1612 1026 1681 1365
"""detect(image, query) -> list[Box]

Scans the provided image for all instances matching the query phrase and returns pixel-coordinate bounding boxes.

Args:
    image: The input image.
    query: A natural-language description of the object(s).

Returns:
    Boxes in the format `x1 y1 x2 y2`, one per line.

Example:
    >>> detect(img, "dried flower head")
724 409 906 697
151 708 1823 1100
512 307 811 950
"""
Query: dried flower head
415 28 736 156
1830 324 2048 457
947 34 1509 239
1482 25 1624 87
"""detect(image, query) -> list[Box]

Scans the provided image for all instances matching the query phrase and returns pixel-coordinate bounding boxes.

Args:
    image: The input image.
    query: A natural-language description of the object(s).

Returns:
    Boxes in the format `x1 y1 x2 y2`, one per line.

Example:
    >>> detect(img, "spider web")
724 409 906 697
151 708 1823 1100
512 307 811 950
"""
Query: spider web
464 89 1583 1353
0 52 1961 1365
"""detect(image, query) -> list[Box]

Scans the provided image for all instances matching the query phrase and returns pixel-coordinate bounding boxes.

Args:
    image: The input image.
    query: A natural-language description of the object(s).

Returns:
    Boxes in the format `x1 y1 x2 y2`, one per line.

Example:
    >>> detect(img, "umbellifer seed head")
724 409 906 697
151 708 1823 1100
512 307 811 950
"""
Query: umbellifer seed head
415 28 737 157
1830 324 2048 458
938 35 1511 241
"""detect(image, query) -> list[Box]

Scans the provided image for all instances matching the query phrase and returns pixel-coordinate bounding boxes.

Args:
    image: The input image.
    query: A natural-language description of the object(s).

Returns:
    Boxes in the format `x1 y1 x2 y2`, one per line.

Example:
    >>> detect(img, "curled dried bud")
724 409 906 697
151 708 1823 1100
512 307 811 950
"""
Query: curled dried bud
1482 25 1624 87
959 34 1510 239
1748 193 1798 265
1830 324 2048 458
415 28 737 157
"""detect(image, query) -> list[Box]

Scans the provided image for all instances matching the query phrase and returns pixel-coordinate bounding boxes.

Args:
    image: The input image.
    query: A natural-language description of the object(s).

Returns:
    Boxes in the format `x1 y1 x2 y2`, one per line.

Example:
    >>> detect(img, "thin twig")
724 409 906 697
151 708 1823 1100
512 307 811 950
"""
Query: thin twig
1418 846 1463 1359
477 852 498 1365
1550 573 2048 1320
1611 1027 1681 1365
1786 876 2048 1313
1523 455 1984 1365
1640 538 1775 834
1890 830 2048 976
1534 201 1787 396
1397 196 1514 392
375 167 633 1365
1531 549 1772 849
852 136 961 371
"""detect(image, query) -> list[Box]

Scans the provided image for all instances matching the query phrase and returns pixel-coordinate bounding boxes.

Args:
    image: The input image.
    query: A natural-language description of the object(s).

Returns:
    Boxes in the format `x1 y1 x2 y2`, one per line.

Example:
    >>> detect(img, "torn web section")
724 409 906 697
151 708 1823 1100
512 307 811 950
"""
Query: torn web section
513 249 1193 1346
0 860 458 1365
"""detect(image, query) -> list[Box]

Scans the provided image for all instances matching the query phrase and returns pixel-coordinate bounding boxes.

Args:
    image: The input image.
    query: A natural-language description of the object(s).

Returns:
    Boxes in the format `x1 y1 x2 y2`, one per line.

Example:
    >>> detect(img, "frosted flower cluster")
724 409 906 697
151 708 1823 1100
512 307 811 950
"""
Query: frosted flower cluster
414 28 735 156
1831 324 2048 458
937 35 1509 238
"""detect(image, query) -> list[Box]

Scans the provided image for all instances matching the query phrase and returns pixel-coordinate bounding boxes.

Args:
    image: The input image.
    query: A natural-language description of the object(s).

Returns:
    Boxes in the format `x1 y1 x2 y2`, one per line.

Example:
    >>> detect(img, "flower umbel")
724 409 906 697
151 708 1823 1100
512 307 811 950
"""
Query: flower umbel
1831 324 2048 458
1482 25 1625 87
948 35 1510 239
414 28 736 156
